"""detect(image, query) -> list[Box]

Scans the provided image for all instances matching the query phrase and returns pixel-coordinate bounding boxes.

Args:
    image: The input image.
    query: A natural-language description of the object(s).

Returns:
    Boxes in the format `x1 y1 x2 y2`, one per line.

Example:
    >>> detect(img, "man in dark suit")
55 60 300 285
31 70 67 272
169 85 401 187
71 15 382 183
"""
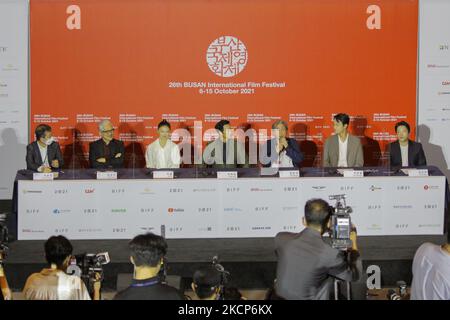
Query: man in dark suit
274 199 360 300
387 121 427 167
89 120 125 169
26 124 64 172
261 120 304 168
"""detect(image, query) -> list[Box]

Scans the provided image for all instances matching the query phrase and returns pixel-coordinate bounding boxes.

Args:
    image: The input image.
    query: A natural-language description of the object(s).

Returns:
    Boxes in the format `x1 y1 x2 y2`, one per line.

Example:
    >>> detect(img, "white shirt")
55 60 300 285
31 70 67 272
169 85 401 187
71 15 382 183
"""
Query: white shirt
37 143 49 172
271 150 294 168
337 135 348 167
411 243 450 300
145 138 181 169
400 144 409 167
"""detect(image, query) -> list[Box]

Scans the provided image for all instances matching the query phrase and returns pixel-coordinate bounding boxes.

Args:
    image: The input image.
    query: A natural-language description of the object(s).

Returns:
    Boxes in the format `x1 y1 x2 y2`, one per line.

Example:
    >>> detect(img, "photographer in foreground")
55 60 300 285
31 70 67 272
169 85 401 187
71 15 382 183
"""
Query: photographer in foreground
114 233 184 300
273 198 360 300
23 235 101 300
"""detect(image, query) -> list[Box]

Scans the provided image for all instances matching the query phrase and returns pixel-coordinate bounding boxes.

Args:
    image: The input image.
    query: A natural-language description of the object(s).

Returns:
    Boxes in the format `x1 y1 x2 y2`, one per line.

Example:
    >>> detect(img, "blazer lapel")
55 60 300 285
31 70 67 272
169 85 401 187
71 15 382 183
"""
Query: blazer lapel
407 140 414 167
33 141 43 165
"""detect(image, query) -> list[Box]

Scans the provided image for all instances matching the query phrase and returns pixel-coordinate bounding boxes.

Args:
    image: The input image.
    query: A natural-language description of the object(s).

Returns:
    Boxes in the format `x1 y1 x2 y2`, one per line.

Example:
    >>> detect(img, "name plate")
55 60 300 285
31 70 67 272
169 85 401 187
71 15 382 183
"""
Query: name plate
402 169 429 177
279 170 300 178
217 171 238 179
96 171 117 180
33 172 54 181
153 171 174 179
343 170 364 178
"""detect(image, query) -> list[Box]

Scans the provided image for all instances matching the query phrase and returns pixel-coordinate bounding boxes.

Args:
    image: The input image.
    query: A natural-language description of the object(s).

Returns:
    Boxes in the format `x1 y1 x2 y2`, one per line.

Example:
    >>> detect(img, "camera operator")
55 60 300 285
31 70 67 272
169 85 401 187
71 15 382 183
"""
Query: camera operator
273 198 360 300
114 233 184 300
23 235 101 300
191 266 222 300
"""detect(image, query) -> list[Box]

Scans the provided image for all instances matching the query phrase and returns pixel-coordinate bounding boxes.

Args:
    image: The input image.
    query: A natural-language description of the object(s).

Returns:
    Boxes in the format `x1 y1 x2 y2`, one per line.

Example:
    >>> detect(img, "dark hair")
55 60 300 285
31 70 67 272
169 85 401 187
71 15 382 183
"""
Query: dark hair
215 120 230 133
35 124 52 140
395 121 410 133
129 233 167 267
304 199 332 230
44 235 73 268
193 266 221 299
158 119 171 130
333 113 350 127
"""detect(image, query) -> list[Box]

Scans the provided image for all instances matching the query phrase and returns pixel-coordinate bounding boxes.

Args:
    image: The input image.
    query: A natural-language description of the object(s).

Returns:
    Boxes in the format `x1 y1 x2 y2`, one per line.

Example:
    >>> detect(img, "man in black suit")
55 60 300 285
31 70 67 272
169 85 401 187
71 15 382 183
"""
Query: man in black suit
89 120 125 169
387 121 427 167
26 124 64 172
274 199 360 300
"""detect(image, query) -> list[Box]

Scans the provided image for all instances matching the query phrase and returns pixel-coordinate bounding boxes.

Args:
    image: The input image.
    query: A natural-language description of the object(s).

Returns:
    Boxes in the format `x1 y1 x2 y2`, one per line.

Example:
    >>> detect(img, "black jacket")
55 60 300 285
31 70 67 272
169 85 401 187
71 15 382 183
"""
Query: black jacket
387 140 427 167
89 138 125 169
26 141 64 171
262 138 304 168
113 277 185 300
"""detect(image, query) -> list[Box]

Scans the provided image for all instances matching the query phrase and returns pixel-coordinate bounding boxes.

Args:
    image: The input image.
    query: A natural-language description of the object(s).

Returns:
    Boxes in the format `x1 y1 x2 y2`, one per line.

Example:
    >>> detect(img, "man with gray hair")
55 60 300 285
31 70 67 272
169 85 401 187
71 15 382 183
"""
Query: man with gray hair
261 120 303 168
89 119 125 169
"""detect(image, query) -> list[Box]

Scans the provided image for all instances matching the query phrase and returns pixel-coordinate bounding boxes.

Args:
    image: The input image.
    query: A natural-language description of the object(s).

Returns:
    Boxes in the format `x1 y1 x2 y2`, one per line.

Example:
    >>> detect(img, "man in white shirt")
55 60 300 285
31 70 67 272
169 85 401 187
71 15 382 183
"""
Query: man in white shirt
145 120 181 169
410 233 450 300
323 113 364 167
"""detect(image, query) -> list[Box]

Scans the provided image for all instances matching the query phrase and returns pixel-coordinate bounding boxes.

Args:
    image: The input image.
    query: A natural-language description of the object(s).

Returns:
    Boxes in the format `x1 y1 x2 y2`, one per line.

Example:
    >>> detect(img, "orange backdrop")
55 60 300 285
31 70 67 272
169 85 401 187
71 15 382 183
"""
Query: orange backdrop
30 0 418 168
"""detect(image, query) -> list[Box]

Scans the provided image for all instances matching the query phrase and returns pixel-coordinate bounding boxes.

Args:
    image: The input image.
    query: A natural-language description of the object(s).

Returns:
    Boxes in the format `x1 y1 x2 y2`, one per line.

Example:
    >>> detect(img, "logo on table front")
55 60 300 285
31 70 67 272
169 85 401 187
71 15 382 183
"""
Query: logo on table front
139 227 156 232
395 224 408 229
282 206 299 212
22 189 42 194
198 227 213 232
206 36 248 78
312 186 326 191
84 188 95 194
25 209 40 214
423 185 439 191
140 188 155 195
140 208 155 214
224 207 243 213
369 185 382 191
52 209 71 215
252 226 271 231
250 187 273 192
111 208 127 213
282 225 297 231
424 204 438 209
168 208 184 214
54 189 68 194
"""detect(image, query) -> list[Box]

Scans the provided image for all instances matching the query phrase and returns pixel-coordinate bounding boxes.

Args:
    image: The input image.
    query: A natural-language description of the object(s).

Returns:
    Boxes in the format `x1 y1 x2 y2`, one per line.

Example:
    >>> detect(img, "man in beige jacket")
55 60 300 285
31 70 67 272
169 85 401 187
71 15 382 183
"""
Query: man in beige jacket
323 113 364 167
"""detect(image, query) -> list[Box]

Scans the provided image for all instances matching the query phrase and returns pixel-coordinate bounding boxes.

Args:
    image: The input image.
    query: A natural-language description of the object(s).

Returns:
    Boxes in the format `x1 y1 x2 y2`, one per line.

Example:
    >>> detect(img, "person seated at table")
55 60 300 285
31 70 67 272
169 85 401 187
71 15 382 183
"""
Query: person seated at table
386 121 427 167
203 119 248 168
89 119 125 170
322 113 364 168
145 120 181 169
26 124 64 172
261 120 304 168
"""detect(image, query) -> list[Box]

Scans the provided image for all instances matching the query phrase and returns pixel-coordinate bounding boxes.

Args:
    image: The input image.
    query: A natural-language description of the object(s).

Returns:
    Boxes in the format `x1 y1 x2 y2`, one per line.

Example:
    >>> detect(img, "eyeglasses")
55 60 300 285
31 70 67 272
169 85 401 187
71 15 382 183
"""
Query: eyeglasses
101 129 115 133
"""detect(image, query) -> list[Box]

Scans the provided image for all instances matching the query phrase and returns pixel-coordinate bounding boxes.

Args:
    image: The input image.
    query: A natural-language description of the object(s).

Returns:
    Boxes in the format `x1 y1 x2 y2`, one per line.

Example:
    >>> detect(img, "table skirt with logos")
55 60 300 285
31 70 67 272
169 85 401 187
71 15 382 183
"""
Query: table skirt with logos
13 167 448 240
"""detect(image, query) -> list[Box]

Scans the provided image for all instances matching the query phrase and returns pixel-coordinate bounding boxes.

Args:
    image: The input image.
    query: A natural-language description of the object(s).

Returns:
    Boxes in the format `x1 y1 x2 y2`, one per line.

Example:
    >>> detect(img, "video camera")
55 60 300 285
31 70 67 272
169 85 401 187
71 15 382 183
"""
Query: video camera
212 255 231 300
67 252 110 297
328 194 353 251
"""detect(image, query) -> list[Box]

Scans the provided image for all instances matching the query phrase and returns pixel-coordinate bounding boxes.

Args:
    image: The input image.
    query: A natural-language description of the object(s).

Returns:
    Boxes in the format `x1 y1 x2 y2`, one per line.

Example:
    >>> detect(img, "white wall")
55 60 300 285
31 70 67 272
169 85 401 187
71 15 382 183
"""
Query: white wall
418 0 450 182
0 0 29 200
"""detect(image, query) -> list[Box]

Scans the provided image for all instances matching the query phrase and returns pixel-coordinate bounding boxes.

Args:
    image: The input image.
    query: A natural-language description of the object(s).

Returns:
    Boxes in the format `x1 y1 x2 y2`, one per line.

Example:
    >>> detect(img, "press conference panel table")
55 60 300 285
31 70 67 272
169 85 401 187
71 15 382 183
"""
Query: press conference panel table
13 167 448 240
